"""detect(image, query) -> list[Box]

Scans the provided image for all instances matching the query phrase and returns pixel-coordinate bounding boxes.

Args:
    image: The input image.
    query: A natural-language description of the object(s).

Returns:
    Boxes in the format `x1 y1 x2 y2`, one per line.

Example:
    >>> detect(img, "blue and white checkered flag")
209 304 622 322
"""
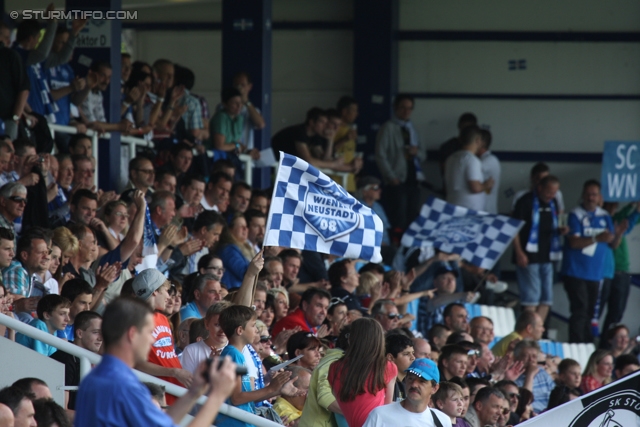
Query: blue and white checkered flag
401 197 524 270
265 153 384 262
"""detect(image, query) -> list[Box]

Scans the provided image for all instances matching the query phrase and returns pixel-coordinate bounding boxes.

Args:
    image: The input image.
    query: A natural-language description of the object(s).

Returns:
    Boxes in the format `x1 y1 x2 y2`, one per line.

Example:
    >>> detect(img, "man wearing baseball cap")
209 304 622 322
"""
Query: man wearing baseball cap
363 358 452 427
132 268 193 405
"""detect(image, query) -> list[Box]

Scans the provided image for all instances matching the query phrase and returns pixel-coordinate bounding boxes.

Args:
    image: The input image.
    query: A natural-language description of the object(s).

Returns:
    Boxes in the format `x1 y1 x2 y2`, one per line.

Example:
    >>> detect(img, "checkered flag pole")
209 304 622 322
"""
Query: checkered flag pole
264 153 383 262
401 197 524 270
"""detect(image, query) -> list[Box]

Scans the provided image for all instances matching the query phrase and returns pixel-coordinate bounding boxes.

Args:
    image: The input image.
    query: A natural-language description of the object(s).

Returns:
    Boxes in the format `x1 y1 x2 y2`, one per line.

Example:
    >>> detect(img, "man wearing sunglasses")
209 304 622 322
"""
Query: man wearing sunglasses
494 380 521 426
371 299 402 332
0 182 27 247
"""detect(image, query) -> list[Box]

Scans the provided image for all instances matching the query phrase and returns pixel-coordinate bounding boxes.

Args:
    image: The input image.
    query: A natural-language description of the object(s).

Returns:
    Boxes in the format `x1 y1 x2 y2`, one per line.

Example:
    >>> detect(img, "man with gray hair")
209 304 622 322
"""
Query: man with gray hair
179 273 223 320
512 340 555 413
372 299 401 332
148 190 204 276
0 182 27 245
149 190 177 230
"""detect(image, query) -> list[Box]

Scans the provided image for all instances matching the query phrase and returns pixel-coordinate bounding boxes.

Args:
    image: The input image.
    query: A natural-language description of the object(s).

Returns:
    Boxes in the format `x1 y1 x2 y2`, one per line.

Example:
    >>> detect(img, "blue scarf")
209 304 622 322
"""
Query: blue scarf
247 345 271 407
391 118 424 181
526 193 562 261
142 206 158 257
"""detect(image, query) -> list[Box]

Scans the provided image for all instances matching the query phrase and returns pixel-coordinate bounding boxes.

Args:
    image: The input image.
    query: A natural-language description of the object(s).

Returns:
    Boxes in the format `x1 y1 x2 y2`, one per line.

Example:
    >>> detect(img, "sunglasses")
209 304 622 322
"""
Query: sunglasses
259 335 272 343
467 349 480 357
501 408 510 415
329 297 345 308
387 313 403 320
8 196 27 204
507 392 520 400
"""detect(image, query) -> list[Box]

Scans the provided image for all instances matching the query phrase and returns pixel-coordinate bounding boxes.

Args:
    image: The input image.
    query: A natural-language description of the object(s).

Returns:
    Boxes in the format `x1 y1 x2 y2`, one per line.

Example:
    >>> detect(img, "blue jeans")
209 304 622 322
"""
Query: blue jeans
516 262 554 306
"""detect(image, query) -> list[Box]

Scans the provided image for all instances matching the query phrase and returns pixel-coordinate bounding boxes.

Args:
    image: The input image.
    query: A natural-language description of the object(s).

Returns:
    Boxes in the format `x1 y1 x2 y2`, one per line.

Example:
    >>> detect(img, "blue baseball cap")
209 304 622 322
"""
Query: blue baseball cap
405 358 440 383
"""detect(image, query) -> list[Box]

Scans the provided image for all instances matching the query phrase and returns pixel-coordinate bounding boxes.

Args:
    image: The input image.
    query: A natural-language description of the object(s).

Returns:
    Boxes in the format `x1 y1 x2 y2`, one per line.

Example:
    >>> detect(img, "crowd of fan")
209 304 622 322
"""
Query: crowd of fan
1 12 640 427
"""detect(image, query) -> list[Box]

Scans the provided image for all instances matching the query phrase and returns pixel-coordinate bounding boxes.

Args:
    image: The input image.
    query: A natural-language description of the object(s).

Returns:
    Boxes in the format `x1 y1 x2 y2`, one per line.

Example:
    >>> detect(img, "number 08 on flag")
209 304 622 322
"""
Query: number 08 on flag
264 153 384 262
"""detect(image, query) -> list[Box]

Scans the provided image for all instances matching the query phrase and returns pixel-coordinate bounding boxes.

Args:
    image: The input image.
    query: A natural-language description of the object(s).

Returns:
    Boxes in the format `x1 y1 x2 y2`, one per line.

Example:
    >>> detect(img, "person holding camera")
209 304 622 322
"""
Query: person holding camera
74 296 238 427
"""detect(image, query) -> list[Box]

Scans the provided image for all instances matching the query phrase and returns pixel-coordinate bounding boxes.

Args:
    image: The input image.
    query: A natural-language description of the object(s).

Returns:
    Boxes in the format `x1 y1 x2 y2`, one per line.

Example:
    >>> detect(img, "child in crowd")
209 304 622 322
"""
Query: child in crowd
16 294 70 356
216 305 298 427
547 358 583 410
385 333 416 402
432 381 470 427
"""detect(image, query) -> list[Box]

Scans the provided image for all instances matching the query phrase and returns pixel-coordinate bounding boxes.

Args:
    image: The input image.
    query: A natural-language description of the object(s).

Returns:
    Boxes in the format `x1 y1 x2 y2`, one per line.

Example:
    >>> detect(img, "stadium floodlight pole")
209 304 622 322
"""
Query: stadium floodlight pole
0 313 281 427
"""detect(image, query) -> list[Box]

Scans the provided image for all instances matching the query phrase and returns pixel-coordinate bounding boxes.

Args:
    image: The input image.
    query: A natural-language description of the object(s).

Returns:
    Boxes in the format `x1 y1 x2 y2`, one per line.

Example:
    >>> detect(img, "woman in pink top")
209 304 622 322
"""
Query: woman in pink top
328 318 397 427
581 349 613 393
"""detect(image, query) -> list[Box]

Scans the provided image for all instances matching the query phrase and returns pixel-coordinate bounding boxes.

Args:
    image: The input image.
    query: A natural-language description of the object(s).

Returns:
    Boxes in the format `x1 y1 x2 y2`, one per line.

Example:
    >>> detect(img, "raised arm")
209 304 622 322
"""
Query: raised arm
119 190 146 261
45 19 87 68
232 249 264 307
25 16 56 66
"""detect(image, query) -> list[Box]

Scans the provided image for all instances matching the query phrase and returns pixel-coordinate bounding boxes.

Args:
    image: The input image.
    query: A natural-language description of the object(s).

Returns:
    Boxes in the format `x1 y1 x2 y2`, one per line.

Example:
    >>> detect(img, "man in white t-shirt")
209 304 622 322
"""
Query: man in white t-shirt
477 129 501 214
444 126 493 212
363 358 452 427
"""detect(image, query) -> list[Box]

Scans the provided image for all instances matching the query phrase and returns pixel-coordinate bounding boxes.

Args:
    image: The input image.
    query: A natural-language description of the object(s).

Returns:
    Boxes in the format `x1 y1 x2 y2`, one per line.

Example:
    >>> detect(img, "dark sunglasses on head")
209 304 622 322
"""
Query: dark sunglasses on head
329 296 345 308
259 335 272 343
8 196 27 204
168 284 177 296
467 349 480 357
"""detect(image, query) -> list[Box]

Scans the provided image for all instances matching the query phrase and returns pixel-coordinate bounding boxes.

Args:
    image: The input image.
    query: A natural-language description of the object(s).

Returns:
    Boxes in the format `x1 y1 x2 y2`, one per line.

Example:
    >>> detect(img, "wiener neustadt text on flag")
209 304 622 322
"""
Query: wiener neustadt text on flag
265 153 383 262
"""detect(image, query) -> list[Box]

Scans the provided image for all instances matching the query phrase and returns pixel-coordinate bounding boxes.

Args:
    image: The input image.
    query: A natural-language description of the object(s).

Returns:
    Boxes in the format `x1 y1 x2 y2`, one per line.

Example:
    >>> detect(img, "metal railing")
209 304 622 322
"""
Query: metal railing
318 168 349 189
48 124 255 187
0 313 280 427
49 124 158 188
206 150 254 185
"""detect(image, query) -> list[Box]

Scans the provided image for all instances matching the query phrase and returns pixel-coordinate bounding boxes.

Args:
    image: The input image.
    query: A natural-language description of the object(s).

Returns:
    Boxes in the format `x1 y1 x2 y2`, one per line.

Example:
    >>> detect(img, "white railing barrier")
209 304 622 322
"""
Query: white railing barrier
206 150 254 185
318 168 349 190
49 124 257 187
50 124 153 189
0 313 280 427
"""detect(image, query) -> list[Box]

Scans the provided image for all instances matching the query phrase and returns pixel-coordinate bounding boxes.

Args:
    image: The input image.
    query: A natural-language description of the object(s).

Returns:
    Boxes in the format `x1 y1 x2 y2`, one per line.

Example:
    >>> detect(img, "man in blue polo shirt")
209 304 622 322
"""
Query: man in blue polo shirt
74 297 237 427
561 179 620 343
